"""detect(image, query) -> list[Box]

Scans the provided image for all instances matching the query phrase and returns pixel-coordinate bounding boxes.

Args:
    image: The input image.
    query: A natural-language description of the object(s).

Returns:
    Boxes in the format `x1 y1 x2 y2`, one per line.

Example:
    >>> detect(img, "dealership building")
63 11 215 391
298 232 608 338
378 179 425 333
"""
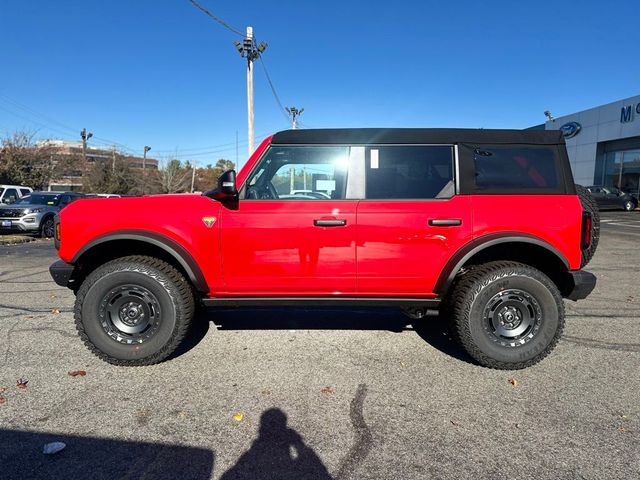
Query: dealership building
532 94 640 195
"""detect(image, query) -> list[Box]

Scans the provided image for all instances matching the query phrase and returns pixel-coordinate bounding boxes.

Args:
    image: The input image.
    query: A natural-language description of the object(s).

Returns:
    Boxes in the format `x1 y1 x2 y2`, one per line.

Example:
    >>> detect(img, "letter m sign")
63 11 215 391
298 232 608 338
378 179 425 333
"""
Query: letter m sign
621 105 633 123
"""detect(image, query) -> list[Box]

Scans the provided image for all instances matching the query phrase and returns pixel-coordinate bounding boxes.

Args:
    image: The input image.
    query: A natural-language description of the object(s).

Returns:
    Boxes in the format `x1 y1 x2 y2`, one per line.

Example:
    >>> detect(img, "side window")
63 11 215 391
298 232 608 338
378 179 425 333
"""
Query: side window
473 145 560 191
59 195 71 206
20 189 31 196
365 146 454 200
244 146 349 200
3 188 18 203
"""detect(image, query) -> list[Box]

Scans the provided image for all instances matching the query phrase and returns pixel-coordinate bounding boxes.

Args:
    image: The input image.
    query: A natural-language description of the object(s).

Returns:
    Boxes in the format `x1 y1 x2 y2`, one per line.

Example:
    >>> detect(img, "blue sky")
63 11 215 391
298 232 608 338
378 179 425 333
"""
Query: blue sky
0 0 638 166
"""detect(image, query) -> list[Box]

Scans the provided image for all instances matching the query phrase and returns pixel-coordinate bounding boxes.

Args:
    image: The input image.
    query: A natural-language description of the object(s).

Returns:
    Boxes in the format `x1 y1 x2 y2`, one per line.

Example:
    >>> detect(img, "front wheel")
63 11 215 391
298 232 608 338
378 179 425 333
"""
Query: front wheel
40 216 55 238
74 256 194 366
447 261 564 369
624 200 635 211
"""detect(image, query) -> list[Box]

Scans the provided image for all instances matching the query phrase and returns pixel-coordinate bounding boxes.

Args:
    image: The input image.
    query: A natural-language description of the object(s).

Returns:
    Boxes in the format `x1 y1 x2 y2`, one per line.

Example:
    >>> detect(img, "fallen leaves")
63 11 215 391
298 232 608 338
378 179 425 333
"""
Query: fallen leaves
508 378 518 387
321 386 335 395
261 389 271 396
0 396 6 406
51 309 60 315
16 378 28 390
232 413 244 422
68 370 87 377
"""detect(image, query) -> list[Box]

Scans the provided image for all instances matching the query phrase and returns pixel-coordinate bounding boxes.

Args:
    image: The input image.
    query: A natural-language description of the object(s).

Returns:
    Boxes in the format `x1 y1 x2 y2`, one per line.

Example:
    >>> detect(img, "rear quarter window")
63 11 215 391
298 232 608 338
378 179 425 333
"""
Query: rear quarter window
472 145 561 193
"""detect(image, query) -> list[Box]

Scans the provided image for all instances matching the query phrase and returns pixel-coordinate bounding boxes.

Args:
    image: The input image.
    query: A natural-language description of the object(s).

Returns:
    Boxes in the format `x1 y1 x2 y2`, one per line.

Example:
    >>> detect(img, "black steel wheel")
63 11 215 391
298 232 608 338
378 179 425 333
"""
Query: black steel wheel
74 255 194 366
448 261 564 369
40 216 55 238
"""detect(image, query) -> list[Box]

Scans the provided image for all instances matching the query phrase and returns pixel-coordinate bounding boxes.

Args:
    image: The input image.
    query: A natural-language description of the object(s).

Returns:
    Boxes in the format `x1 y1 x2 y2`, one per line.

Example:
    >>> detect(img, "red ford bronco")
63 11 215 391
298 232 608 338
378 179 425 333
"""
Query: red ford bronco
50 128 598 369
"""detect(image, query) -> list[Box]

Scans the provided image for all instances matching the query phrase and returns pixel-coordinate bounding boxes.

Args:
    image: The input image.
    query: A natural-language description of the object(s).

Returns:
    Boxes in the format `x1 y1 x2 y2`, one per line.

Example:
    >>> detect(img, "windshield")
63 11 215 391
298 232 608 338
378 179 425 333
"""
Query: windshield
15 194 60 206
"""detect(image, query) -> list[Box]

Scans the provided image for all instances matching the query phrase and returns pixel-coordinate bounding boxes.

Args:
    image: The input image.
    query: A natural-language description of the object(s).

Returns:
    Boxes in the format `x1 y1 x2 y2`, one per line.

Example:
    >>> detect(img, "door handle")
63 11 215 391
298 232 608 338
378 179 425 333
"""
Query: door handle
428 219 462 227
314 219 347 227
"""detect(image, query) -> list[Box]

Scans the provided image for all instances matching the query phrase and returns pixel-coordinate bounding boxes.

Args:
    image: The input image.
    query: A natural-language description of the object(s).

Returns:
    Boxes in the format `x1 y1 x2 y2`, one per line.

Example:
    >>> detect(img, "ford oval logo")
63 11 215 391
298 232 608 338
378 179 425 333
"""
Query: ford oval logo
560 121 581 138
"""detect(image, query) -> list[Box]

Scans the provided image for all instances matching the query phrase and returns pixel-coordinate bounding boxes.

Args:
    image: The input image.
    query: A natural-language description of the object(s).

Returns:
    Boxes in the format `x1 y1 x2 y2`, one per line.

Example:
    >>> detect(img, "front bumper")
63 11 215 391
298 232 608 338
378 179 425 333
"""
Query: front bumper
566 270 596 301
0 215 42 233
49 260 75 288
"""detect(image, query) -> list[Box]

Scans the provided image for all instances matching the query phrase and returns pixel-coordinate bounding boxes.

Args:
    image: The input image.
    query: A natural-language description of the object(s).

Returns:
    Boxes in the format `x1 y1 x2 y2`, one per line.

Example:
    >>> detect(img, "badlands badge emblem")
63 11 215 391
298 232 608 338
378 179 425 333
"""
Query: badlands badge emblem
202 216 217 228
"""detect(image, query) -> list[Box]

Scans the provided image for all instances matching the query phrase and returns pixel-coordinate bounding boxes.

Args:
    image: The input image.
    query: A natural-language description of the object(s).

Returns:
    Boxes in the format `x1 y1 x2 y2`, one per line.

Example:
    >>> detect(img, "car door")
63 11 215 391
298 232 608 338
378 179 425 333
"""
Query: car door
219 145 358 296
356 145 472 296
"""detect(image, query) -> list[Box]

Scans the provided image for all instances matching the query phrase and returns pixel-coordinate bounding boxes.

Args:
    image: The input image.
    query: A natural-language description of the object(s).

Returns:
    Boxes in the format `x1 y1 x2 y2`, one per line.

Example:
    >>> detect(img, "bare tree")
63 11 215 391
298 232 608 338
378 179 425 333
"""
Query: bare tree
0 131 76 189
156 158 191 194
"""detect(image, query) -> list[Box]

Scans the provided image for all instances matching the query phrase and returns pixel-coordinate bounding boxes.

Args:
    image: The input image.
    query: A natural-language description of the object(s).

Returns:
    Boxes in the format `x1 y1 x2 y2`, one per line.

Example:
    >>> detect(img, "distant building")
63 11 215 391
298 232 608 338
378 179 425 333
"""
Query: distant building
531 94 640 195
38 140 159 192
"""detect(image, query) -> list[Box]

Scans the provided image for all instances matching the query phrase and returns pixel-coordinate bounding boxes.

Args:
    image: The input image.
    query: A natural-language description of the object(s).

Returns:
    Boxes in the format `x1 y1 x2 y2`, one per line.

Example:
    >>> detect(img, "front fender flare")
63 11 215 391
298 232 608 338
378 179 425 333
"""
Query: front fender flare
71 230 208 292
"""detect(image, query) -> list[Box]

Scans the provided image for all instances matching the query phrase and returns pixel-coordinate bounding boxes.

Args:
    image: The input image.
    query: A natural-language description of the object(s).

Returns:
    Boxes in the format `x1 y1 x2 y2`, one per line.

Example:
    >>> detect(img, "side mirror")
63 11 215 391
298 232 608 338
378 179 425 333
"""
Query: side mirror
204 170 238 201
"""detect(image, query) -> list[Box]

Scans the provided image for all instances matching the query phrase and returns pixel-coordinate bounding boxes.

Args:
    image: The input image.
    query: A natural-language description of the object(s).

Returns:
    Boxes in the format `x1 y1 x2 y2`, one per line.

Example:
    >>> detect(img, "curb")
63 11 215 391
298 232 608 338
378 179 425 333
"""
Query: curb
0 235 37 246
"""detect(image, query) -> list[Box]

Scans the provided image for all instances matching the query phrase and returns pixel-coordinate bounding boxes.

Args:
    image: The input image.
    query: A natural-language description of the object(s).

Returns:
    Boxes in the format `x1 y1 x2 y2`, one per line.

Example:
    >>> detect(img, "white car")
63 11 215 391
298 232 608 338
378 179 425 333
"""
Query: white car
0 185 32 204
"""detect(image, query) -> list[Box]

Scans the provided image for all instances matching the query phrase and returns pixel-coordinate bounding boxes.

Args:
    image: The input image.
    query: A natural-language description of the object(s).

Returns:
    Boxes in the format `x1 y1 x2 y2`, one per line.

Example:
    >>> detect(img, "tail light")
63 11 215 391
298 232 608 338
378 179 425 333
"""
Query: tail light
581 211 592 249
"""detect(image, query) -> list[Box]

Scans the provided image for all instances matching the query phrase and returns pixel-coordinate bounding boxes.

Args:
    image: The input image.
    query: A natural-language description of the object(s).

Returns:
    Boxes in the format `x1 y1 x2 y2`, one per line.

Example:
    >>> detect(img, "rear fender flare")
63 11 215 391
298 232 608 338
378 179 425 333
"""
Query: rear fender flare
434 233 570 295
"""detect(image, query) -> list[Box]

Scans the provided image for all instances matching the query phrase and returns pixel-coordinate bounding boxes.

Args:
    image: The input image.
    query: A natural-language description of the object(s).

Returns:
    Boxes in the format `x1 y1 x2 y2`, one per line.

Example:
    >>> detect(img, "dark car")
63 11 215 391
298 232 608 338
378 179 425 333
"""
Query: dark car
586 186 638 211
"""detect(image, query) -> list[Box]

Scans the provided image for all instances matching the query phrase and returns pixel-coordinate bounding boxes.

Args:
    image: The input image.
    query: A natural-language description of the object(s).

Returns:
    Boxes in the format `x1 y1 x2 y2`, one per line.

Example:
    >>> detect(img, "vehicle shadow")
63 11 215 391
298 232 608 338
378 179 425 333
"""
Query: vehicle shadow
0 429 214 480
194 306 473 365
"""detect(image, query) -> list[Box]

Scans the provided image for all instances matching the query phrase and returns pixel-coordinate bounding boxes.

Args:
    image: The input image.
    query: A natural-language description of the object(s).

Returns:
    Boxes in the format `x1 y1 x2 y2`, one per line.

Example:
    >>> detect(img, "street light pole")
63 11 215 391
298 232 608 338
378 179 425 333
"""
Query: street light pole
142 146 151 195
235 27 267 156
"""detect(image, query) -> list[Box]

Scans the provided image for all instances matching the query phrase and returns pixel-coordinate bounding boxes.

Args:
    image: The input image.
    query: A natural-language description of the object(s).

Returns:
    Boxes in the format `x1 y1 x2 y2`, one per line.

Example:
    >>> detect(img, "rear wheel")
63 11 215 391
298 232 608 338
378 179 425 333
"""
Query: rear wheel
74 255 194 366
448 261 564 370
575 184 599 267
624 200 635 211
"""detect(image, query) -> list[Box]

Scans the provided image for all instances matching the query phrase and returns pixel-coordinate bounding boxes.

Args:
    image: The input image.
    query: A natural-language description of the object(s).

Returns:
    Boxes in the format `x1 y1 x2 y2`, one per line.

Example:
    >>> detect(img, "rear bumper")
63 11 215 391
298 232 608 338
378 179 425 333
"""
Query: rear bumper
566 270 596 301
49 260 75 288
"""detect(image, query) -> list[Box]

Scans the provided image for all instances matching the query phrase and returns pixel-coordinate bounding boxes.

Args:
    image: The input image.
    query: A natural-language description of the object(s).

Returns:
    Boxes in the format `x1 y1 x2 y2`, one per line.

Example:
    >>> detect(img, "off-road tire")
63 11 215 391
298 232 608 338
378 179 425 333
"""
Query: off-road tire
74 255 194 366
40 216 55 238
575 184 599 267
448 261 564 370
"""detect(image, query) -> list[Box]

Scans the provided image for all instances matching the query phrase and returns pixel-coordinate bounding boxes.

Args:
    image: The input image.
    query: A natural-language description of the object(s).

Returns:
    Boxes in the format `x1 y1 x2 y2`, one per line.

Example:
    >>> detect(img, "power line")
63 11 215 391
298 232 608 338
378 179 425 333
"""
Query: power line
0 94 137 154
188 0 244 36
258 56 290 124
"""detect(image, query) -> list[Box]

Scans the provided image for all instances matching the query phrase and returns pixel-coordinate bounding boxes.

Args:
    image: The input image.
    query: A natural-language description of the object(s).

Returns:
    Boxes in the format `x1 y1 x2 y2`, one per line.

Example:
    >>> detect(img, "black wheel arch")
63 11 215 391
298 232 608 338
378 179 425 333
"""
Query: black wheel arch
71 231 208 293
436 233 572 297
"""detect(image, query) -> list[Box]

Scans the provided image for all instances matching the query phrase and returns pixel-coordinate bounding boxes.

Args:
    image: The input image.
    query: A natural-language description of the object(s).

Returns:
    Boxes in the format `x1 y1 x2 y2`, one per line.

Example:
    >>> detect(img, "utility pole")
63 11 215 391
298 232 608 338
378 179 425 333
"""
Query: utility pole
80 128 93 180
142 146 151 195
286 107 304 129
191 162 197 193
235 27 267 156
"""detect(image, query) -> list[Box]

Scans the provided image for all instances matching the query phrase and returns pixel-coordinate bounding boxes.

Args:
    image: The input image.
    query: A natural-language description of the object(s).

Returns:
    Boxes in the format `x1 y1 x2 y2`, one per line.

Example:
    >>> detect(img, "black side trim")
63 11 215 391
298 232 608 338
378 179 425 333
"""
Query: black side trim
566 270 596 301
71 231 208 292
202 297 441 308
434 233 570 295
49 260 75 287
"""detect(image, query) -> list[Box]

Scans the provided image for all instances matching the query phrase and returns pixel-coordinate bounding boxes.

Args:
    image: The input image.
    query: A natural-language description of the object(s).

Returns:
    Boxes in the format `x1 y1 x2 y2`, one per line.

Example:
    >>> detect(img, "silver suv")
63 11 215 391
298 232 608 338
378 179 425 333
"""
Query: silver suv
0 192 83 237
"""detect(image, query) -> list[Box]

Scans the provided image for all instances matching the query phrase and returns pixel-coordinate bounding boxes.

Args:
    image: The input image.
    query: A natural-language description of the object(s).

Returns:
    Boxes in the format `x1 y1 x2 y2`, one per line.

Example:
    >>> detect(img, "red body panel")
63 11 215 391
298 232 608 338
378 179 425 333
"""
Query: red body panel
57 134 585 300
58 195 224 293
471 195 583 270
219 201 357 295
356 196 473 296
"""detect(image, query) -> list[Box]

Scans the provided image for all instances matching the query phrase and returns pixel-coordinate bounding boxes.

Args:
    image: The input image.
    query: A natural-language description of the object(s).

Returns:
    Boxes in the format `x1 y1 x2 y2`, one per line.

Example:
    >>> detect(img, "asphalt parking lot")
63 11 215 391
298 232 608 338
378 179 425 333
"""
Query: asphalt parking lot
0 212 638 480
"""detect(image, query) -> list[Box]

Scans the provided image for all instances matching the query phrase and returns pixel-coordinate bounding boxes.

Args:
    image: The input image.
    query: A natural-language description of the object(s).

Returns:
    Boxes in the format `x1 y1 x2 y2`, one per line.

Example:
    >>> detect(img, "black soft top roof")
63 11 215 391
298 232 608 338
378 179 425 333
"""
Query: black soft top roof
271 128 564 146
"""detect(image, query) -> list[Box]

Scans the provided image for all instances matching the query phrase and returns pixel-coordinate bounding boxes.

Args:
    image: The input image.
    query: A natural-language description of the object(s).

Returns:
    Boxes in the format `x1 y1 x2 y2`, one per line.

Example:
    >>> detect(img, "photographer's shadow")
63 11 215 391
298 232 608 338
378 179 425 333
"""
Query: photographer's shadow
221 408 332 480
